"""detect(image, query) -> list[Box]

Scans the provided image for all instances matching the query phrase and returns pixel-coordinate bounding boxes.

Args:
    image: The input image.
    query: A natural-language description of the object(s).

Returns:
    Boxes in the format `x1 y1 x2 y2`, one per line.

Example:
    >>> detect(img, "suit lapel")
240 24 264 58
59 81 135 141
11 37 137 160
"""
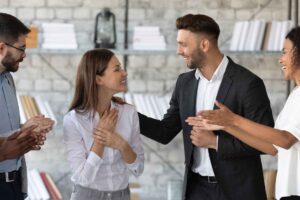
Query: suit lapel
183 76 199 117
214 58 235 109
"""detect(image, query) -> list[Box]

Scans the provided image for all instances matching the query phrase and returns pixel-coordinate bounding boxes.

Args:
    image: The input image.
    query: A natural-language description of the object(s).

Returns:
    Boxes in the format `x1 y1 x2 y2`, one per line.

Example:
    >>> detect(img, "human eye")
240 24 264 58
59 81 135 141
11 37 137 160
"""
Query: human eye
114 66 121 72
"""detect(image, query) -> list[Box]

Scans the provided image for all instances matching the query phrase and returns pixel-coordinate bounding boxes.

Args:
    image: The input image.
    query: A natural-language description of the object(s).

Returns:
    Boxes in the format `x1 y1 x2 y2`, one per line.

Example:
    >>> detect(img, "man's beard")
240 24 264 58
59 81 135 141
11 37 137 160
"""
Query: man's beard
1 51 21 72
186 48 205 70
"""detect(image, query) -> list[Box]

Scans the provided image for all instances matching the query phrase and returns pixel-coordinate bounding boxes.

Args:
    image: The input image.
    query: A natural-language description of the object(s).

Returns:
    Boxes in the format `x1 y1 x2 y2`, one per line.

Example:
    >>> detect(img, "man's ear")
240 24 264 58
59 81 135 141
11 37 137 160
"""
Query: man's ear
0 42 6 56
200 38 210 53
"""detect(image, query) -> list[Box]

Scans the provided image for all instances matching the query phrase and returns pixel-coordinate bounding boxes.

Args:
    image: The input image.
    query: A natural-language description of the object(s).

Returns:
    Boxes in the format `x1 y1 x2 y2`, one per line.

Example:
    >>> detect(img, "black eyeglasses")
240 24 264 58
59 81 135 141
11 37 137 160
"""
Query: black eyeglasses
4 42 26 52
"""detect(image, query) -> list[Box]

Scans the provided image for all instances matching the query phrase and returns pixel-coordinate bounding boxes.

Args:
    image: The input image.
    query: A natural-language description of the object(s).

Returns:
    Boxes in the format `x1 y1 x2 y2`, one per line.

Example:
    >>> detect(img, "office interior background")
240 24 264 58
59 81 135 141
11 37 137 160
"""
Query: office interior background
0 0 296 199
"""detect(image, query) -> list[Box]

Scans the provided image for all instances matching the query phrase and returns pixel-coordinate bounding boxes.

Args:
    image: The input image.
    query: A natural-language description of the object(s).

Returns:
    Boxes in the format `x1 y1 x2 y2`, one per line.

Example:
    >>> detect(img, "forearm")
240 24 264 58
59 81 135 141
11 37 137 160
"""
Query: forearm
233 114 295 148
119 141 137 164
0 138 4 146
0 154 4 162
91 142 104 157
225 126 277 155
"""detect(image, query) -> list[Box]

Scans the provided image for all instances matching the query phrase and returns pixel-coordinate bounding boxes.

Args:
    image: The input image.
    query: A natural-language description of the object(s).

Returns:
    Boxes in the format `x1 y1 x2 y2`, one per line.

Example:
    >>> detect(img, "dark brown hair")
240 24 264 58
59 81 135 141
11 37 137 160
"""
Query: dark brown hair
0 13 30 43
69 48 125 114
286 27 300 67
176 14 220 41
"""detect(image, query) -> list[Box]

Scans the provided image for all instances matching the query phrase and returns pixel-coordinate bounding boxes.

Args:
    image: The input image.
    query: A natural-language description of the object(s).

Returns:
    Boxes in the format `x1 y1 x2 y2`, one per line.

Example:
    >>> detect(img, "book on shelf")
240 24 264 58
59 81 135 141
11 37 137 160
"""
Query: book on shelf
230 20 293 52
26 25 38 48
133 26 166 50
40 172 63 200
27 169 50 200
42 22 78 50
26 169 62 200
17 94 57 124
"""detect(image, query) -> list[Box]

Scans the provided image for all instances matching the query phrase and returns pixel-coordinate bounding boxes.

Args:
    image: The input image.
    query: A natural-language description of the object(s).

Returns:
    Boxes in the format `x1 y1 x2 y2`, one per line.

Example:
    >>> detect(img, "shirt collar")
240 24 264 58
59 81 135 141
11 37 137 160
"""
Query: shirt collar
82 100 118 120
194 55 229 82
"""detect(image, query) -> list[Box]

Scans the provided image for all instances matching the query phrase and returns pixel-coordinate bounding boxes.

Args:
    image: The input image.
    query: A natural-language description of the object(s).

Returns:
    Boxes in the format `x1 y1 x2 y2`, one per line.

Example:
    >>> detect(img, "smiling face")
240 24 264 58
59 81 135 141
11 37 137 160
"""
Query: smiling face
176 29 206 70
1 34 26 72
279 38 300 82
96 55 127 95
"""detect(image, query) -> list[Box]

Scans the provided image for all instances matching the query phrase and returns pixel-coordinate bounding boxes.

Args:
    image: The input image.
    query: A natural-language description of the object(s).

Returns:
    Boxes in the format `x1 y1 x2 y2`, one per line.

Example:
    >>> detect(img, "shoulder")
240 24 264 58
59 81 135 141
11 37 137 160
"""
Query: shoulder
178 70 195 80
227 57 263 83
63 109 89 124
116 103 137 114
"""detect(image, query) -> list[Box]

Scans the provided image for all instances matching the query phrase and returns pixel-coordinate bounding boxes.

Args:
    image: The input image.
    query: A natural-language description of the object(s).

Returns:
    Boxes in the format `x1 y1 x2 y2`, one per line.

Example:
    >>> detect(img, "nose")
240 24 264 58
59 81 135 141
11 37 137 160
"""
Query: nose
21 51 26 59
122 69 128 77
278 56 283 64
177 46 183 55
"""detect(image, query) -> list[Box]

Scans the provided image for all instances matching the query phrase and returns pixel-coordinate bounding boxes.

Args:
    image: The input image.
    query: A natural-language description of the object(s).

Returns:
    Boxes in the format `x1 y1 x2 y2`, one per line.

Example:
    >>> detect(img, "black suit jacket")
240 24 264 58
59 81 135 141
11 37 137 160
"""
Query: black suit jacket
138 57 274 200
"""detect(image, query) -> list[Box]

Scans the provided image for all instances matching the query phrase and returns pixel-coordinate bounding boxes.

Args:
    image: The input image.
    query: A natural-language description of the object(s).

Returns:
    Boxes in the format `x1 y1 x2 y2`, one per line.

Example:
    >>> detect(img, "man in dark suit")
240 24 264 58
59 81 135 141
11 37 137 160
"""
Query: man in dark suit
138 14 274 200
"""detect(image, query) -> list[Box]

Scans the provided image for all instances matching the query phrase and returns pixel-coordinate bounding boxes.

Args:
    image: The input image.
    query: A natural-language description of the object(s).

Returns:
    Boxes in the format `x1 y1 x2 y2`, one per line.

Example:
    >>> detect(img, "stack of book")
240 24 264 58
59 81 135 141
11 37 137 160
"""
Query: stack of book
230 20 293 51
17 95 57 124
41 23 78 49
265 20 294 51
27 169 62 200
132 26 166 50
124 93 171 120
26 25 38 48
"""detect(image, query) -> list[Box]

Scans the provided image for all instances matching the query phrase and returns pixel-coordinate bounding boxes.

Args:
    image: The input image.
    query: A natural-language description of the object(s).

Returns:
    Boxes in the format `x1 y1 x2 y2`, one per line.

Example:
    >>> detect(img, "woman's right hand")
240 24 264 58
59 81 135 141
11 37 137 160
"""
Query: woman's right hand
199 101 236 127
97 108 118 132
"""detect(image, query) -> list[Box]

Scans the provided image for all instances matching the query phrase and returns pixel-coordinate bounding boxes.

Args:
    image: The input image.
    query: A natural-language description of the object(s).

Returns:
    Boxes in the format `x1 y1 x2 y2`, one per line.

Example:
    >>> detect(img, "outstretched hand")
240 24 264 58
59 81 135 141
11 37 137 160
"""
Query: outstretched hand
186 116 224 131
198 101 236 127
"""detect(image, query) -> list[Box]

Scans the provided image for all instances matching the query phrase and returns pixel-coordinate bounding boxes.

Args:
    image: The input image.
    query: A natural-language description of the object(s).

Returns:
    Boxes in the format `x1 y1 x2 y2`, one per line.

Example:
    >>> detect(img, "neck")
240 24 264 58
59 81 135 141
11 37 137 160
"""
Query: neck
294 70 300 86
97 90 113 115
199 49 224 80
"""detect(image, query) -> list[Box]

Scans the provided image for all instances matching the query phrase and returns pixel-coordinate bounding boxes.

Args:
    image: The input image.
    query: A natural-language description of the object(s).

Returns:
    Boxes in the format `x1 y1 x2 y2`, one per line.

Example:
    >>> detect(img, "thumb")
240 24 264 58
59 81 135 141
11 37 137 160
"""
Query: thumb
215 101 226 110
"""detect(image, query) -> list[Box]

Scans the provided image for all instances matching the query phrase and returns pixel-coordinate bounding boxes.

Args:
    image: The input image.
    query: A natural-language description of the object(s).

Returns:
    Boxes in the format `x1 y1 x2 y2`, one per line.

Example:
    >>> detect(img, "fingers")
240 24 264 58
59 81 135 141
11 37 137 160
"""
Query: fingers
94 128 109 143
186 116 206 127
17 125 38 139
7 130 23 140
215 101 228 111
98 109 118 131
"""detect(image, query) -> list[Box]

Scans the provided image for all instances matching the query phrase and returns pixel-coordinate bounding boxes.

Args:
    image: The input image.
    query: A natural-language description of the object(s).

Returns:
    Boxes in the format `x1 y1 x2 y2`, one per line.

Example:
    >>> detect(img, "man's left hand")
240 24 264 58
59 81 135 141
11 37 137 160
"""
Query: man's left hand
190 126 217 150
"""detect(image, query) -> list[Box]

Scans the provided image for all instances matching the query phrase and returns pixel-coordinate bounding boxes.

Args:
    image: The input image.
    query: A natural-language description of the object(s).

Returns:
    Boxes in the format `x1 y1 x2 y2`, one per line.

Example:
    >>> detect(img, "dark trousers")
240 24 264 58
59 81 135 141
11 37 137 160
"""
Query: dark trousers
186 172 228 200
281 196 300 200
0 172 23 200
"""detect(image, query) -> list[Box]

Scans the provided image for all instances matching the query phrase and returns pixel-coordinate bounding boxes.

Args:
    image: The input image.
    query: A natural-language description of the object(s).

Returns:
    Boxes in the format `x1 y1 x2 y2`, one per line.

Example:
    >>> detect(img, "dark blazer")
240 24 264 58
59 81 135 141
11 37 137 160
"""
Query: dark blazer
138 57 274 200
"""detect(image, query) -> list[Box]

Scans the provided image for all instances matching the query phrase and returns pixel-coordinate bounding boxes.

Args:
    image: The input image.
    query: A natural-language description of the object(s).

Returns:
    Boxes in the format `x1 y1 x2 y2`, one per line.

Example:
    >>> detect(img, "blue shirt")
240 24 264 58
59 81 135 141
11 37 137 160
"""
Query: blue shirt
0 71 22 172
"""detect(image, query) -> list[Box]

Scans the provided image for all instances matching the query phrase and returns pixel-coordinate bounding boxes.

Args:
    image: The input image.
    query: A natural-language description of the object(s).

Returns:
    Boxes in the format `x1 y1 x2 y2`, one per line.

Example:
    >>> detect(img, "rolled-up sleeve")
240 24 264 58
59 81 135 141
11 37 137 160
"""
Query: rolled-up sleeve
126 110 144 177
63 114 103 186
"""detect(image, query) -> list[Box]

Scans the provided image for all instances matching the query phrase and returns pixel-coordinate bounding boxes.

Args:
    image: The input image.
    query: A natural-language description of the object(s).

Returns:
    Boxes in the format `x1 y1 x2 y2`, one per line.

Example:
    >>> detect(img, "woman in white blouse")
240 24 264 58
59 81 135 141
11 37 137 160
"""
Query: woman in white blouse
63 49 144 200
186 27 300 200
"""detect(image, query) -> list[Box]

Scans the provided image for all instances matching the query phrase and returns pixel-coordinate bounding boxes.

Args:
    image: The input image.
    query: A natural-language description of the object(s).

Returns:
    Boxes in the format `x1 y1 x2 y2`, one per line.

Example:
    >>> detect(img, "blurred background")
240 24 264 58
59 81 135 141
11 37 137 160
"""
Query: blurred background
1 0 295 199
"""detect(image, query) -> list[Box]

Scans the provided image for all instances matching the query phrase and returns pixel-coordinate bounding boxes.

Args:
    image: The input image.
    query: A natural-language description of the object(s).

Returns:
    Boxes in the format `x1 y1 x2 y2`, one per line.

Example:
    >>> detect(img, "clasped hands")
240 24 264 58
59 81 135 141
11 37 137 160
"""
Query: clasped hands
21 115 55 149
93 109 126 151
0 115 54 161
185 101 235 149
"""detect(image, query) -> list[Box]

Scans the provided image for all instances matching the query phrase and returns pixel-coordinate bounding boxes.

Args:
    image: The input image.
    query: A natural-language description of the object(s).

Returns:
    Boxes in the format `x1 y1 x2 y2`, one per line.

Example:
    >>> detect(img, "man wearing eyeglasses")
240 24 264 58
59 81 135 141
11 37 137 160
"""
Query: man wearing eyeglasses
0 13 54 199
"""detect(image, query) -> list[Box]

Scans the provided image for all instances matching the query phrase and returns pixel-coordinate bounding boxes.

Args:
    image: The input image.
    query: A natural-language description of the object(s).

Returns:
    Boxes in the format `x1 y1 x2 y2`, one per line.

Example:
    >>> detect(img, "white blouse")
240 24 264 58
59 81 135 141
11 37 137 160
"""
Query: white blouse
63 101 144 191
275 86 300 199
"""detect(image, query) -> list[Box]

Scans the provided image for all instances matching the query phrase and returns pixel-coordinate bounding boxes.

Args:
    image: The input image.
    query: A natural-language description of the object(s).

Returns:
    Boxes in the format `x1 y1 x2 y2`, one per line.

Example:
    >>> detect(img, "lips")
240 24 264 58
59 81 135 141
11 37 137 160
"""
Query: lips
121 80 126 84
281 66 287 70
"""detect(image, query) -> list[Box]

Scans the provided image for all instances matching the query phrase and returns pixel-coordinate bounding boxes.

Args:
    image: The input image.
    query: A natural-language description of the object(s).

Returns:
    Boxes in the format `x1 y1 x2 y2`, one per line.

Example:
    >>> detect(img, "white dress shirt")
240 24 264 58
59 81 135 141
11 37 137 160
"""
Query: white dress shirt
274 86 300 199
192 56 228 176
63 101 144 191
